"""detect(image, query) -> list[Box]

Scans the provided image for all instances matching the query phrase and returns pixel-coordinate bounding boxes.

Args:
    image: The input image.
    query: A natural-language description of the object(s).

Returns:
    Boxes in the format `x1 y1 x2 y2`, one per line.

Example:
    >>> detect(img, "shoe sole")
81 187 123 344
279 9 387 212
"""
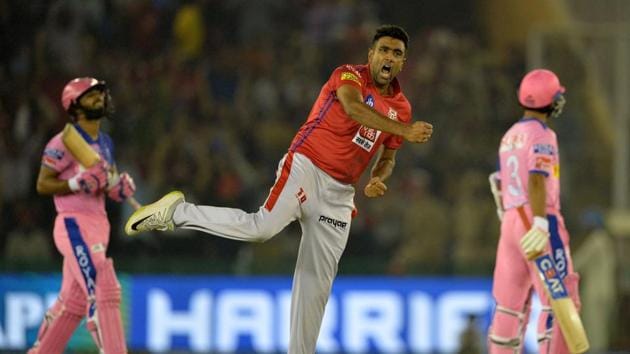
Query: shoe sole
124 191 184 236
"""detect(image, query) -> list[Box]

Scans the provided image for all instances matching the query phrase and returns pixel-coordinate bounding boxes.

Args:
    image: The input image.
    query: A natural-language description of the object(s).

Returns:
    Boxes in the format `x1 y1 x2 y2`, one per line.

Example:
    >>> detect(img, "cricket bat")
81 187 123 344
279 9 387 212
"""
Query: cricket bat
517 209 589 354
62 123 141 210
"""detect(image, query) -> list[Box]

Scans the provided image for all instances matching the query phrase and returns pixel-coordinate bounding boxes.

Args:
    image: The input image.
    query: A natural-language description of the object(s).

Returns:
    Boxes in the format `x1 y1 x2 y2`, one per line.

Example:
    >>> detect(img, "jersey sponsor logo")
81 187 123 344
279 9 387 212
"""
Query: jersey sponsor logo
364 94 375 107
499 133 526 152
341 72 361 85
319 215 348 231
353 125 381 152
295 187 307 204
533 143 555 155
535 156 553 170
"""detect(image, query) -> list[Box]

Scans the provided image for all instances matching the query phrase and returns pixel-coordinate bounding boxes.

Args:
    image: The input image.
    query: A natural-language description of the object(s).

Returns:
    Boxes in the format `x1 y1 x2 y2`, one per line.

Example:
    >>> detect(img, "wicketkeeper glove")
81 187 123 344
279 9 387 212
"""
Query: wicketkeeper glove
107 172 136 202
520 216 550 260
68 161 109 195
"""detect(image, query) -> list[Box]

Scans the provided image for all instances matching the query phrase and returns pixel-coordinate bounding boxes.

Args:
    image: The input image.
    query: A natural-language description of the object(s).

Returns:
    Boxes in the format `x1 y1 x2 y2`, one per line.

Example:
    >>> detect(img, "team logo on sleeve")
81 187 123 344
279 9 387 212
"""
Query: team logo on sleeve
43 148 64 166
341 72 361 85
533 143 556 155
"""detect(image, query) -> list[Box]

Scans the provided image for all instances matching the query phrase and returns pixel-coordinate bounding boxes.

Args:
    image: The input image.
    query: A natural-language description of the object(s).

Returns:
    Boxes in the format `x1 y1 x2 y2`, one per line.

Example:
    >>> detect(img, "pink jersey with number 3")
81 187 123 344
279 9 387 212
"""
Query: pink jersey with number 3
498 118 561 211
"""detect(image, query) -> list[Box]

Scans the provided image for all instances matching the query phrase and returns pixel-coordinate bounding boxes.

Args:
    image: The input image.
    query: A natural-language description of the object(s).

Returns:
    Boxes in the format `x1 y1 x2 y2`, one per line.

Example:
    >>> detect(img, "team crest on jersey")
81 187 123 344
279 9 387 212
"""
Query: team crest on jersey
387 107 398 120
364 94 374 107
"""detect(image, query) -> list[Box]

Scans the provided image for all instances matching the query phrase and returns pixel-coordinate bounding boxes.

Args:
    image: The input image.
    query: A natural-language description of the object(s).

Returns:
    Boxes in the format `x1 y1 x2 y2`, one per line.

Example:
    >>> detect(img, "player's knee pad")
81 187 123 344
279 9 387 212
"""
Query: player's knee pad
537 306 553 345
93 258 128 354
95 258 121 305
537 305 573 354
489 305 529 352
29 290 87 354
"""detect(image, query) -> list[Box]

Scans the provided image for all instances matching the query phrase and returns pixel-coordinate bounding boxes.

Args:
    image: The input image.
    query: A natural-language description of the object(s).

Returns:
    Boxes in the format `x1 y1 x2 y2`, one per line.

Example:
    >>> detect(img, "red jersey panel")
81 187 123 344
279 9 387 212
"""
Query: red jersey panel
290 64 412 184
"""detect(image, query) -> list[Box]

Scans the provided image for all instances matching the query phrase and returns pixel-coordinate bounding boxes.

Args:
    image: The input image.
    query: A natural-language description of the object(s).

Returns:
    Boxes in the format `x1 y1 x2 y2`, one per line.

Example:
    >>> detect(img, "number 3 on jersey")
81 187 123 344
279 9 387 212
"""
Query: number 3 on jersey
506 155 524 196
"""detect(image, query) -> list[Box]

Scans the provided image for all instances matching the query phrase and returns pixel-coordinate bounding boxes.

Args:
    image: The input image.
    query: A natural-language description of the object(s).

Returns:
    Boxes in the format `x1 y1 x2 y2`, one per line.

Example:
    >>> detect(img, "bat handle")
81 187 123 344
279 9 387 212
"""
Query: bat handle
127 197 142 210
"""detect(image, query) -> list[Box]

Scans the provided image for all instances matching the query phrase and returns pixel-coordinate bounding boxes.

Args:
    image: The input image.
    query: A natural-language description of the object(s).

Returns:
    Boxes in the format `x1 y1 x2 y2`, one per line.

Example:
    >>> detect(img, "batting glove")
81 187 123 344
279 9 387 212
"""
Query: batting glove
520 216 550 260
107 172 136 202
488 172 503 221
68 161 109 195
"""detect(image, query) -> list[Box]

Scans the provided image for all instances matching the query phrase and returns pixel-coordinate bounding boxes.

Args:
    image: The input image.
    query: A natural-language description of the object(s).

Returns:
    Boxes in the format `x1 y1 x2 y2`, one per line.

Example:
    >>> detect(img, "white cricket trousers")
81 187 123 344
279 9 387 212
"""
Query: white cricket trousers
172 152 355 354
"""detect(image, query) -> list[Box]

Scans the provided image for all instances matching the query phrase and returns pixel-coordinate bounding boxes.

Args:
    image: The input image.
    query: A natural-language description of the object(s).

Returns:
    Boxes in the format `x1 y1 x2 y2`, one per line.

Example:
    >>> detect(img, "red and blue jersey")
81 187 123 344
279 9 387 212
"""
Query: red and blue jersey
290 64 412 184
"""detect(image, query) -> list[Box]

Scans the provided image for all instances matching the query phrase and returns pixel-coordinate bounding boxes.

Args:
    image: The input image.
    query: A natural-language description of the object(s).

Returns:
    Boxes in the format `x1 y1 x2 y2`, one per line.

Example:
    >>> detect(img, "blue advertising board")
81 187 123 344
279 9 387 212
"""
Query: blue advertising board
0 274 542 352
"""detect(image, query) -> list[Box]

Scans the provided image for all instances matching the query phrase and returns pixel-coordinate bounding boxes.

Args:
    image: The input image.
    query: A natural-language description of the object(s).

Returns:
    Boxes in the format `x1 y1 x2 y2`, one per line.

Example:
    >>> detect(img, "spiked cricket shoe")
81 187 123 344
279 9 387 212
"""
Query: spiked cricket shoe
125 191 185 236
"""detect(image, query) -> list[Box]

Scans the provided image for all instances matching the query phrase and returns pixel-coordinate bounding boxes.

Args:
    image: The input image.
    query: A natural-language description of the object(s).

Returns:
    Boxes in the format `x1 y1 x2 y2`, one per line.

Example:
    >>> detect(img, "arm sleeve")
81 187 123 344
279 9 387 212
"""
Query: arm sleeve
41 136 72 172
329 65 364 92
527 130 557 177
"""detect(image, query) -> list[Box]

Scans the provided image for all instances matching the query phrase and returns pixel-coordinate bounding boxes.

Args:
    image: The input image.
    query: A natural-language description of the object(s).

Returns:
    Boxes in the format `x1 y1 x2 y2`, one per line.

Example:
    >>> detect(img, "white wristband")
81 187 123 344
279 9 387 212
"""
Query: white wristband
533 216 549 231
68 176 81 192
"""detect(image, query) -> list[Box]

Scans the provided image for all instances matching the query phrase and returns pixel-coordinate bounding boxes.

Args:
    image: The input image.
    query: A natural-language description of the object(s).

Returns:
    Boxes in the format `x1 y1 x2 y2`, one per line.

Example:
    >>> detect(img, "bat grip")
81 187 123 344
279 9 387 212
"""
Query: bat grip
127 197 142 210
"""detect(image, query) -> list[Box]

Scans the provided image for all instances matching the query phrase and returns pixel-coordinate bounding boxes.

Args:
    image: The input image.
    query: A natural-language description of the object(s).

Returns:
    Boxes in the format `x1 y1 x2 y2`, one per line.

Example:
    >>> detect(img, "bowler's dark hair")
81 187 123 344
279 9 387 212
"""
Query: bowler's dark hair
372 25 409 50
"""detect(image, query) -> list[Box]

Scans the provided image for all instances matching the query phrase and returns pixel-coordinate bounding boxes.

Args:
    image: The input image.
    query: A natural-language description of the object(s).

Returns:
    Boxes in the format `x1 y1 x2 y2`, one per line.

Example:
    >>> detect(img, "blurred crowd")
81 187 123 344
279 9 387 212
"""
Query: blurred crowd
0 0 599 276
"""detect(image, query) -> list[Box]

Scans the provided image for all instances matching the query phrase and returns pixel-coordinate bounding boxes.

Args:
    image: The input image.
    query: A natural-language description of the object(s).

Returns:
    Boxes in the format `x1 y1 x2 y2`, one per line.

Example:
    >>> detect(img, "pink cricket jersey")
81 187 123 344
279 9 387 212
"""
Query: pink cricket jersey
290 64 412 184
41 125 115 216
498 118 561 211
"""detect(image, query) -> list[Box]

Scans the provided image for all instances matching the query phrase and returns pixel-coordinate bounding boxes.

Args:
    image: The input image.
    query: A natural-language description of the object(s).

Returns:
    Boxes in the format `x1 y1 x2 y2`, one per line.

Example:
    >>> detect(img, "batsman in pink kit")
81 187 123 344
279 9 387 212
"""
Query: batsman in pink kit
29 78 135 354
487 69 581 353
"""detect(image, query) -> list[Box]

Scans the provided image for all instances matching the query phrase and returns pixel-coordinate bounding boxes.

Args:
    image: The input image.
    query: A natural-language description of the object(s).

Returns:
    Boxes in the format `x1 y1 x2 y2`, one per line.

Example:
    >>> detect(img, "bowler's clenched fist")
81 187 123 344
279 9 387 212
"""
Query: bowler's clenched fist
403 121 433 143
364 176 387 197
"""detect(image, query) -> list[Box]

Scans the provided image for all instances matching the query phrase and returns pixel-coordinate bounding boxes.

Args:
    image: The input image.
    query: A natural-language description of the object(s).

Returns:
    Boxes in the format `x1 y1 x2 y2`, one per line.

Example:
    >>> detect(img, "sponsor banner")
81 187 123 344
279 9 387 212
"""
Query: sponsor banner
0 274 542 352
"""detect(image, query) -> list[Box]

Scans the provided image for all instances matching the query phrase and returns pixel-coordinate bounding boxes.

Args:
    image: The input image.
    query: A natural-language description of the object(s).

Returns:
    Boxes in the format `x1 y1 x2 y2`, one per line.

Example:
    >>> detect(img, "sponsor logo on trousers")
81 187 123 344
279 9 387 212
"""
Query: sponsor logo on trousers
319 215 347 230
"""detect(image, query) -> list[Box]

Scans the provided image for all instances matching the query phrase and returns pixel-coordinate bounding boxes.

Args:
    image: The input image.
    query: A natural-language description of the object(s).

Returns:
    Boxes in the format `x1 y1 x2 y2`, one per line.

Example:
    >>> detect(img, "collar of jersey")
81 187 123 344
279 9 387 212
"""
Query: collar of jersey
73 123 101 144
518 117 547 130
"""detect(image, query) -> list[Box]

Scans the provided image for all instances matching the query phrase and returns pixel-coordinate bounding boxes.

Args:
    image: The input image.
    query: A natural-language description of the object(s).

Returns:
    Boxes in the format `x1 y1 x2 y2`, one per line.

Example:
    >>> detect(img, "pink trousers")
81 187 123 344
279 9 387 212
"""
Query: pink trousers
28 213 127 354
488 207 580 354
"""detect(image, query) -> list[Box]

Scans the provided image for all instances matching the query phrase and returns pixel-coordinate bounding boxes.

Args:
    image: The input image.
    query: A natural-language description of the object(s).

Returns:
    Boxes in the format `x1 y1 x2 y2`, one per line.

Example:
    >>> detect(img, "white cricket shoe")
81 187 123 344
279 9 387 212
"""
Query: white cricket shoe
125 191 185 236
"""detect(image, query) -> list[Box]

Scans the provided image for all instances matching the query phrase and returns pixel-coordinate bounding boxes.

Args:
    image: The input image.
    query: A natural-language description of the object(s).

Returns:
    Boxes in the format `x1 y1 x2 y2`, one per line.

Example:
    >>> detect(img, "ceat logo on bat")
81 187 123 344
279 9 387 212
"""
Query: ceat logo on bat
536 254 568 299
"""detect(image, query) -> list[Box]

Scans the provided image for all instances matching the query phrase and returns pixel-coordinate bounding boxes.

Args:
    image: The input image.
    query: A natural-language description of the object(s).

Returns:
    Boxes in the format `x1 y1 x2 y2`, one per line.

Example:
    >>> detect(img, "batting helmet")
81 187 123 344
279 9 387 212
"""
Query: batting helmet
518 69 565 109
61 77 107 112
